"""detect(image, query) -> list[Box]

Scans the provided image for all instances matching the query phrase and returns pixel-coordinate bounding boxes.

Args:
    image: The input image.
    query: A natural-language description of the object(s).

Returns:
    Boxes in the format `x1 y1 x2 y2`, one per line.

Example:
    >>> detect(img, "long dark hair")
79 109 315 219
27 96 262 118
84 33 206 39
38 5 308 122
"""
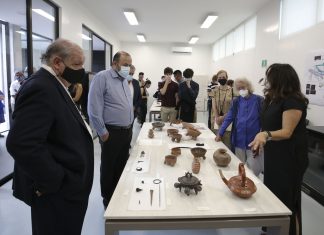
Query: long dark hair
264 63 308 106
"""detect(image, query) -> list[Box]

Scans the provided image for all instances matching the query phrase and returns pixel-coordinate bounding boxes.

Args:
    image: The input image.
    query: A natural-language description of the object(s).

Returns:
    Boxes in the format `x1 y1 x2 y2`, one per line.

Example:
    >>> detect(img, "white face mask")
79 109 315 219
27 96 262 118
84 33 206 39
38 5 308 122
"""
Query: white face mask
127 75 133 81
118 66 130 78
239 89 249 98
184 77 192 81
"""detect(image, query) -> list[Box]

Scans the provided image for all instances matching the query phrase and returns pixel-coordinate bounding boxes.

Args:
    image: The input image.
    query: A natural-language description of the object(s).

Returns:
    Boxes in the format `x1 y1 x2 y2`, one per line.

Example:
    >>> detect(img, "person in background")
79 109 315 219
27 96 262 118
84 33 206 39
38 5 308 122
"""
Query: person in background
6 39 94 235
0 90 5 137
88 51 133 208
159 67 179 123
139 79 152 126
128 65 141 120
249 63 309 235
207 75 218 129
211 70 234 149
178 68 199 122
215 77 264 176
9 71 25 112
138 72 145 86
173 70 184 84
226 79 234 87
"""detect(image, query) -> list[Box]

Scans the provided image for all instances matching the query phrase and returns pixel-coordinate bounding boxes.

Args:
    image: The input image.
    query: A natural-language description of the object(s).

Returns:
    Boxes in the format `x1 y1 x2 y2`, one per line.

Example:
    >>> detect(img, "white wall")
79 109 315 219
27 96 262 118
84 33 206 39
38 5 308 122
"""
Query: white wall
53 0 120 54
211 0 324 126
120 42 211 109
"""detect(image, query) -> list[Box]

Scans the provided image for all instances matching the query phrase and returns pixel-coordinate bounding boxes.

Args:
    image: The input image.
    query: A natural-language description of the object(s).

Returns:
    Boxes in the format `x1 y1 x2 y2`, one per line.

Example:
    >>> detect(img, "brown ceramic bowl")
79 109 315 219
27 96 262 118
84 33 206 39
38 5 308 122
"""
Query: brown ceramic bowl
171 133 182 143
191 147 207 160
152 121 165 130
186 128 201 140
171 147 181 156
167 128 179 136
164 155 177 166
182 122 195 129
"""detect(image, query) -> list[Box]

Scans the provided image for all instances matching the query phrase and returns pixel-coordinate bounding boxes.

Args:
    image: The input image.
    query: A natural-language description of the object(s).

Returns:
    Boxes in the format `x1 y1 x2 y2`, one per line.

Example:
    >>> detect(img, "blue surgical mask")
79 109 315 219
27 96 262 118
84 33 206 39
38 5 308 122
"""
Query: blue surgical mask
127 75 133 81
118 66 130 78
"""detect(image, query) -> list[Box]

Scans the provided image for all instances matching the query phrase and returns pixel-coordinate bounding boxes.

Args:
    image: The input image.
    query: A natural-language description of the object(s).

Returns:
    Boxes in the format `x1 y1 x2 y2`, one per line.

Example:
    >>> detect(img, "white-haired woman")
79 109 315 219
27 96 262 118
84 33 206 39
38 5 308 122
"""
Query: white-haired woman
215 77 264 176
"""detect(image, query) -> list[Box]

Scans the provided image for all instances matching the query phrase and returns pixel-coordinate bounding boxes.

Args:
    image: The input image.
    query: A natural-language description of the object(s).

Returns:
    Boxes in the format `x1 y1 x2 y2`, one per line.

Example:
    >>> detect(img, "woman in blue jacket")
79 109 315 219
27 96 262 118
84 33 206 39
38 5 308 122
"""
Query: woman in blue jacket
215 77 264 176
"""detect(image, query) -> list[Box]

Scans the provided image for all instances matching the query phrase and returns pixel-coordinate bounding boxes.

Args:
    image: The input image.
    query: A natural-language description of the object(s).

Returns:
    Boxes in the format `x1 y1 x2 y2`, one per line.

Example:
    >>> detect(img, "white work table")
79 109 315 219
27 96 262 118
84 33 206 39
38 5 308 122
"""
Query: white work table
148 100 161 122
104 123 291 235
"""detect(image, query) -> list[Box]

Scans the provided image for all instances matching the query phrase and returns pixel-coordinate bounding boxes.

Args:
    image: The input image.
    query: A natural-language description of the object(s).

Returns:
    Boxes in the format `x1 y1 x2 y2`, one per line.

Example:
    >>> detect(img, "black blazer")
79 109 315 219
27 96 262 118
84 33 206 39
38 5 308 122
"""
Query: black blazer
178 80 199 110
132 79 141 116
6 68 94 206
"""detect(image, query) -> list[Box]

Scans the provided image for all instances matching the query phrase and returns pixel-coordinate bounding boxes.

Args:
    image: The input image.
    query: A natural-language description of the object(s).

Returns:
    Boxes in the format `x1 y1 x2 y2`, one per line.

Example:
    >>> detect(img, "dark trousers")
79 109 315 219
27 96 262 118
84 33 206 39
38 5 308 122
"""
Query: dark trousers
31 193 88 235
180 107 195 122
139 103 147 124
207 99 212 129
100 126 132 207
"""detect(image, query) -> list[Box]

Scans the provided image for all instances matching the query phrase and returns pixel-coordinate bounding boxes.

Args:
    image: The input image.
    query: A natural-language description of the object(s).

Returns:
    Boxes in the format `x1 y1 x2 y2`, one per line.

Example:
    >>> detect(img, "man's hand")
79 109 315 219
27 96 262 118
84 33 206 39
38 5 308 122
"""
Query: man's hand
165 76 172 84
100 133 109 142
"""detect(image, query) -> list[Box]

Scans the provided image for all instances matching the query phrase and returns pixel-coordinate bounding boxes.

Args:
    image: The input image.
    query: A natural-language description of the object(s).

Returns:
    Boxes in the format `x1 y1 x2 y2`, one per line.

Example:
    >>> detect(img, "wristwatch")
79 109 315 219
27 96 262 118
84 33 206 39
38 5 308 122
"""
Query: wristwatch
265 131 272 141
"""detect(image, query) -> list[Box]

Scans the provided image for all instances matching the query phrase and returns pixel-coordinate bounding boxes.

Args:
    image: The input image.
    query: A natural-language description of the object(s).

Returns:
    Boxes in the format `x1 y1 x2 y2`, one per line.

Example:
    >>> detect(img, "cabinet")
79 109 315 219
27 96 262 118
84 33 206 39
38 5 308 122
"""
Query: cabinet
302 126 324 206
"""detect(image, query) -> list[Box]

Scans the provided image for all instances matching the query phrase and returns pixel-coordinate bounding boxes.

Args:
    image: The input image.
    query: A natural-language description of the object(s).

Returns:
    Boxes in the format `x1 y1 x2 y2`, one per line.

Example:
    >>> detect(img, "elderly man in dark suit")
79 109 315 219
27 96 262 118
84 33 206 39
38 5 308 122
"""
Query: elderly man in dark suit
6 39 94 235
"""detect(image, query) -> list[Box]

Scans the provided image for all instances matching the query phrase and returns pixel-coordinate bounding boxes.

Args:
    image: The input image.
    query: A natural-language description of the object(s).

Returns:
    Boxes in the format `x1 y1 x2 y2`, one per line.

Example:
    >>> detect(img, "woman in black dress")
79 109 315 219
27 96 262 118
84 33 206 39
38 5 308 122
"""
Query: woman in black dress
139 79 151 126
249 63 308 235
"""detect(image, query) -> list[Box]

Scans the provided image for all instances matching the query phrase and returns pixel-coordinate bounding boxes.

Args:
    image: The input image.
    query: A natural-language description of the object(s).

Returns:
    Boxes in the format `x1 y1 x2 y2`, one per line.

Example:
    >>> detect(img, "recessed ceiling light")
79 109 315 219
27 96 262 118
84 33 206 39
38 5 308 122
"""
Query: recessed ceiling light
137 34 146 42
32 9 55 22
81 34 92 40
124 11 139 25
201 15 218 29
188 36 199 44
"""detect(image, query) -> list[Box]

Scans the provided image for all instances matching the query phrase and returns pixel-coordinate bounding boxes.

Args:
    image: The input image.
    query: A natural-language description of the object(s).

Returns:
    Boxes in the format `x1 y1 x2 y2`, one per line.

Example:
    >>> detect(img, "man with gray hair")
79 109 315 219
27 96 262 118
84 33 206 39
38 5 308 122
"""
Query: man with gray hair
6 38 94 235
215 77 264 176
88 51 133 208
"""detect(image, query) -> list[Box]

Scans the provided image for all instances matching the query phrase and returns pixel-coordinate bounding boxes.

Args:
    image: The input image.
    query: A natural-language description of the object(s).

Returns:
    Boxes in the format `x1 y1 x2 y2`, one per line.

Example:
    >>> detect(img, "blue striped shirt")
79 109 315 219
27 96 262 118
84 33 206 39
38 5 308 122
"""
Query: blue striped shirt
88 68 133 136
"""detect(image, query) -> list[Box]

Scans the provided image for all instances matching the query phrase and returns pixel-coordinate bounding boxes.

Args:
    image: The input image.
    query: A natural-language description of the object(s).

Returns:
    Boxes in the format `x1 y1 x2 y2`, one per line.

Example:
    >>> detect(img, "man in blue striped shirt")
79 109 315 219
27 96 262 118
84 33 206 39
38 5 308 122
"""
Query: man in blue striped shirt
88 51 133 208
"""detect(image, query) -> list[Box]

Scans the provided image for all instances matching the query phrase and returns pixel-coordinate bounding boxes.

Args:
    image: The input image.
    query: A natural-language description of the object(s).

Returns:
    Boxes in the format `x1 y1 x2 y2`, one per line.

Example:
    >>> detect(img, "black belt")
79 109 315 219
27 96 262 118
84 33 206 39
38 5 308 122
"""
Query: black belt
105 124 132 130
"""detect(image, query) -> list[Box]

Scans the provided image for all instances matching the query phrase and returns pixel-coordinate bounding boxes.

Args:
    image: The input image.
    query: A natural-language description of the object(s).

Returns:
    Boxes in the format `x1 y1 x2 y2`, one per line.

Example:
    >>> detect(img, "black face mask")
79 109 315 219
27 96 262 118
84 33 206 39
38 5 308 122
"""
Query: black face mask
218 78 227 86
62 66 85 84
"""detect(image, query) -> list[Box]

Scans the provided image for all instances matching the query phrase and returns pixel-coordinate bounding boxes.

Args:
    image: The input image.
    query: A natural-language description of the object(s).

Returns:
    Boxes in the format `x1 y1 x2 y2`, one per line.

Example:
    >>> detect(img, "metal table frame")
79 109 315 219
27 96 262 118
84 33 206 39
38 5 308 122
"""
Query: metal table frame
105 215 290 235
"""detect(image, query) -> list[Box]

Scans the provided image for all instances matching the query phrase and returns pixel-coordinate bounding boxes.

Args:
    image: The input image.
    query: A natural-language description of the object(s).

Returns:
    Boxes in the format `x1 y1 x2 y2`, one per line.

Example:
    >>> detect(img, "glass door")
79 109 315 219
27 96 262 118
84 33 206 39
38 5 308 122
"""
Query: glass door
0 21 10 133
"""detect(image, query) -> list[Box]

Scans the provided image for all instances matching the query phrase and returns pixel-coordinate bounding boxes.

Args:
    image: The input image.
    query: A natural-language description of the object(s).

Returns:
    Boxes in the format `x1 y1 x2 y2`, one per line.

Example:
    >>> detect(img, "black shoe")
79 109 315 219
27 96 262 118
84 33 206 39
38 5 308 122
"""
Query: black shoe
0 134 5 138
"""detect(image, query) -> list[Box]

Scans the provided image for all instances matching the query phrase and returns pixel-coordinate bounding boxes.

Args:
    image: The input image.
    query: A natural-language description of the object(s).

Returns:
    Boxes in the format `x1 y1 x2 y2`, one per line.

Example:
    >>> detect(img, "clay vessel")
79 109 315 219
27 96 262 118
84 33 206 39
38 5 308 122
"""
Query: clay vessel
192 158 201 174
164 155 177 166
174 172 202 196
170 119 182 126
171 147 181 156
182 122 195 129
213 148 231 167
152 121 165 131
148 129 154 138
219 163 257 198
167 128 179 136
190 147 207 160
171 133 182 143
186 128 201 140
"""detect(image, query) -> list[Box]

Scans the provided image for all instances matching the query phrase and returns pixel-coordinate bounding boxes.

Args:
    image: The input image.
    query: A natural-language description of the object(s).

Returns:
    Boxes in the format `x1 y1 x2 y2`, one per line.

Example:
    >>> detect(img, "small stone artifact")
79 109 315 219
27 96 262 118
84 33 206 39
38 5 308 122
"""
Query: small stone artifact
186 128 201 140
167 128 179 136
191 147 207 160
171 147 181 156
148 129 154 138
192 158 201 174
171 133 182 143
152 121 165 131
219 163 257 198
164 155 177 166
213 148 231 167
174 172 202 196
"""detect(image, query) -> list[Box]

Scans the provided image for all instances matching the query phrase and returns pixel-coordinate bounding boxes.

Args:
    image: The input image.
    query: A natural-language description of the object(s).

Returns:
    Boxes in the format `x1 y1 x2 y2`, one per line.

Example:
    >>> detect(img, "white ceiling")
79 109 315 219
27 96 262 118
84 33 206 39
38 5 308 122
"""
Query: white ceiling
77 0 272 45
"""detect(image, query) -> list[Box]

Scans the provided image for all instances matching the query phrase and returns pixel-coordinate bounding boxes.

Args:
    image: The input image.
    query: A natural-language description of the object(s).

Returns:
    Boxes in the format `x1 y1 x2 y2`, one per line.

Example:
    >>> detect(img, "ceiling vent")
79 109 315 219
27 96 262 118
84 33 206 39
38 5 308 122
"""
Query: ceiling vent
171 46 192 54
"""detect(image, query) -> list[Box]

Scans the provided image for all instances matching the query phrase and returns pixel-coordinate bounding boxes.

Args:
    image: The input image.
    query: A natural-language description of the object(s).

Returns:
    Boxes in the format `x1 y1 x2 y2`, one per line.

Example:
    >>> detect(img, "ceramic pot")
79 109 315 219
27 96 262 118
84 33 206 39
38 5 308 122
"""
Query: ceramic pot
213 148 231 167
148 129 154 138
192 158 201 174
171 133 182 143
164 155 177 166
171 147 181 156
219 163 257 198
167 128 179 136
190 147 207 160
186 128 201 140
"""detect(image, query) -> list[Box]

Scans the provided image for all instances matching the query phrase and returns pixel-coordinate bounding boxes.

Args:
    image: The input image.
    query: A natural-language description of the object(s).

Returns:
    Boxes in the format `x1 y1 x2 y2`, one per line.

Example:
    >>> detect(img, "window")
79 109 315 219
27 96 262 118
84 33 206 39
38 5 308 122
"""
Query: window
233 24 244 53
212 15 256 61
244 16 257 50
280 0 322 38
225 32 234 56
